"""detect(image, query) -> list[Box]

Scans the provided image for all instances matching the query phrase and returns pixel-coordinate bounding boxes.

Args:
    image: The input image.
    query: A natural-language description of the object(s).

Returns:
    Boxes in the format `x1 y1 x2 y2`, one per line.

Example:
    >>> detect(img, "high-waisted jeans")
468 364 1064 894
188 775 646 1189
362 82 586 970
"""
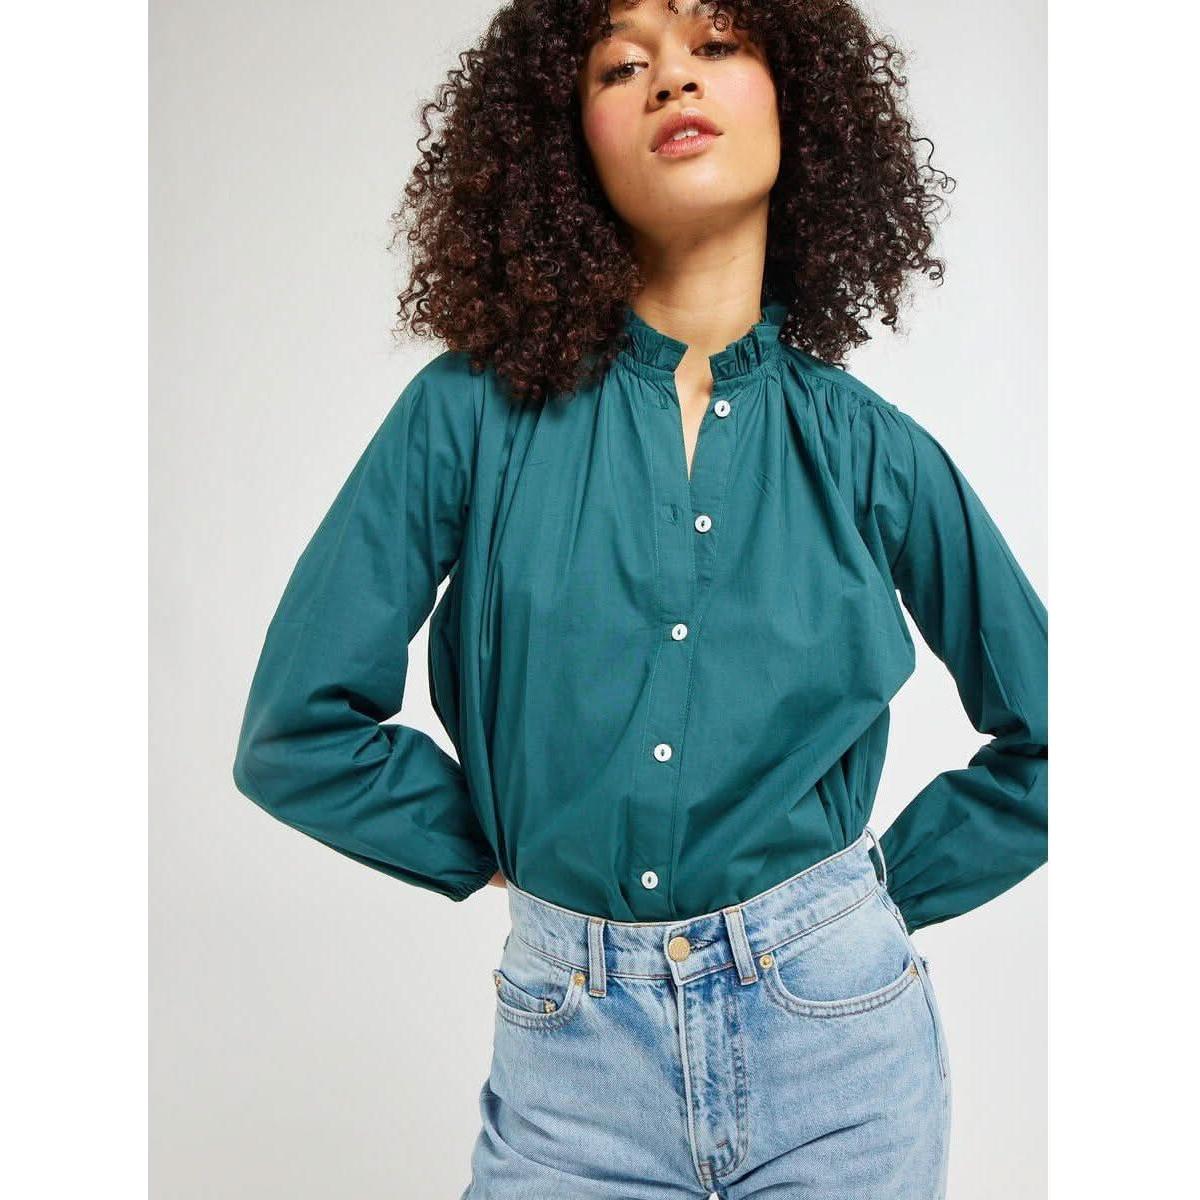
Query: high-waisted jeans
460 826 952 1198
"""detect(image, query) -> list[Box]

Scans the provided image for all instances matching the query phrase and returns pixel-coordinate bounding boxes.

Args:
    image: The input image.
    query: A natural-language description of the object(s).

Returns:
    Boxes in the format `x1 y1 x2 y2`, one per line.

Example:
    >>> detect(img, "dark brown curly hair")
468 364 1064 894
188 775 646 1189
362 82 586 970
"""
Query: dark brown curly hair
388 0 955 403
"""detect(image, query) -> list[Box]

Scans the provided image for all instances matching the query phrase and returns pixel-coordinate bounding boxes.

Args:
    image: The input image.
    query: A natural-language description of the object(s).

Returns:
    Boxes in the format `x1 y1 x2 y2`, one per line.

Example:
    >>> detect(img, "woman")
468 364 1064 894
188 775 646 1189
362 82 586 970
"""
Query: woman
233 1 1047 1196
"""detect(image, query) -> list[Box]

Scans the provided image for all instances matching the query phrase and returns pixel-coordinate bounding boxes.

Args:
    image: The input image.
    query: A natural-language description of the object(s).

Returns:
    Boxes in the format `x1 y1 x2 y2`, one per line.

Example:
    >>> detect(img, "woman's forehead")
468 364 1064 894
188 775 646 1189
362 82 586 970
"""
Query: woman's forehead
589 0 726 41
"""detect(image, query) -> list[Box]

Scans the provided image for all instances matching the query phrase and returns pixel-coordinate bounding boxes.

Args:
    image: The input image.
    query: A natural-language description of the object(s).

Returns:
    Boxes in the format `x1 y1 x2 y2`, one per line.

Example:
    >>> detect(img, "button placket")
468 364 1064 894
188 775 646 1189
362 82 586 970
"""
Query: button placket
688 387 737 596
628 370 749 912
617 304 781 909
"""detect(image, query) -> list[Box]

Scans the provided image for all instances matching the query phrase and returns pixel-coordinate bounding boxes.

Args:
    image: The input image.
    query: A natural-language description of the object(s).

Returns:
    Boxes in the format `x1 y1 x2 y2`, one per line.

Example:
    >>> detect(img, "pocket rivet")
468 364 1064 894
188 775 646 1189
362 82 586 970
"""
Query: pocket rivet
909 961 918 976
759 953 774 968
572 972 586 985
543 999 556 1012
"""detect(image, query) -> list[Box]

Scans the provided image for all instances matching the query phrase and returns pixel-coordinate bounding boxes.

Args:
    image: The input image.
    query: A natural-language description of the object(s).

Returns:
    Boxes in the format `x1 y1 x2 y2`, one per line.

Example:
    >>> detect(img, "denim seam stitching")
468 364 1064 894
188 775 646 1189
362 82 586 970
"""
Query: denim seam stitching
758 879 882 962
490 966 568 1016
761 956 919 1018
678 989 709 1192
711 979 750 1181
880 896 951 1079
493 971 584 1031
918 962 950 1080
510 932 588 973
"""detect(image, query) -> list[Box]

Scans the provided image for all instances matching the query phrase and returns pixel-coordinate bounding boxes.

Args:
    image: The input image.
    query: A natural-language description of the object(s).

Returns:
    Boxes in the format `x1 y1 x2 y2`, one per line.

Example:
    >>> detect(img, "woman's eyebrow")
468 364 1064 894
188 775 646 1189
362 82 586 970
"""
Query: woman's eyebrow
606 1 715 37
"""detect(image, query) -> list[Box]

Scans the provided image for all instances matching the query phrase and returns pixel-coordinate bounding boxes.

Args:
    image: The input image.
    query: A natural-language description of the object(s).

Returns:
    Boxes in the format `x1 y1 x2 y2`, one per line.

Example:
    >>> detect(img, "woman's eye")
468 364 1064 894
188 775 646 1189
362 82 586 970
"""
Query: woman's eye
598 40 738 86
601 59 643 85
698 40 739 58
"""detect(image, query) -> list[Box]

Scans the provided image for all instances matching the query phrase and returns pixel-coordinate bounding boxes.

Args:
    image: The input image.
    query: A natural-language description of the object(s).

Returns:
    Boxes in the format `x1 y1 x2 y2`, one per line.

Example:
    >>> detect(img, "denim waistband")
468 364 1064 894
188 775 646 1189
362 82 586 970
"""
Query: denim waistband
502 826 889 997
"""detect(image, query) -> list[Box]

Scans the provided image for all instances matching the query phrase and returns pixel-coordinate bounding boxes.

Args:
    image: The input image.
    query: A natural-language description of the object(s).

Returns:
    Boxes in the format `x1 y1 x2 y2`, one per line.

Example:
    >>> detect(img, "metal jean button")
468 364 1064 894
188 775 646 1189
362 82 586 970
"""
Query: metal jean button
667 935 692 962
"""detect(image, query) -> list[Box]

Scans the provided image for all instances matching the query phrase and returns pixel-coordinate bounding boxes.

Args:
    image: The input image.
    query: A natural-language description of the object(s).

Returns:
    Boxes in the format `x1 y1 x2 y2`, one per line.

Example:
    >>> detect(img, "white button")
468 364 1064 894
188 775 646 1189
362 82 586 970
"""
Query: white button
653 742 673 761
694 513 712 533
671 623 688 640
641 870 659 889
713 399 731 417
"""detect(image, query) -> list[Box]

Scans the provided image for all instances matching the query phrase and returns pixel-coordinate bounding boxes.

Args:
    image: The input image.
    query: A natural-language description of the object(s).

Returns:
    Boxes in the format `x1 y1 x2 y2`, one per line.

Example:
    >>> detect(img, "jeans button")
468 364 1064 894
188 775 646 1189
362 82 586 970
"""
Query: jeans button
667 935 692 962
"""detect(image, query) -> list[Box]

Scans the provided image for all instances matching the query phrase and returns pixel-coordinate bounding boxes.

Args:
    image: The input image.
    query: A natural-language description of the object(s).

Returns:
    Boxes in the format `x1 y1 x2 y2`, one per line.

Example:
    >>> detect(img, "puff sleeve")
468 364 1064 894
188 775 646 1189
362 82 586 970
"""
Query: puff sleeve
231 353 499 902
852 395 1048 933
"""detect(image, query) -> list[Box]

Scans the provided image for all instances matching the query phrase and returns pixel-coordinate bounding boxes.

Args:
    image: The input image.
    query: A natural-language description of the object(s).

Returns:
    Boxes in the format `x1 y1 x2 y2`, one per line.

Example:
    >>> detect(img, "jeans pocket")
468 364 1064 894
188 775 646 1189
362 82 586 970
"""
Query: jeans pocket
492 933 587 1032
760 886 920 1018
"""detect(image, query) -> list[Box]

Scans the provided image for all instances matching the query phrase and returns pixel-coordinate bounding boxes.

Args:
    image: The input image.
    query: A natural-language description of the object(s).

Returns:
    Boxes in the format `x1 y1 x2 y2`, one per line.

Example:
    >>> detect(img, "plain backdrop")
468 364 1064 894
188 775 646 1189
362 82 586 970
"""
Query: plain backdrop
150 1 1047 1196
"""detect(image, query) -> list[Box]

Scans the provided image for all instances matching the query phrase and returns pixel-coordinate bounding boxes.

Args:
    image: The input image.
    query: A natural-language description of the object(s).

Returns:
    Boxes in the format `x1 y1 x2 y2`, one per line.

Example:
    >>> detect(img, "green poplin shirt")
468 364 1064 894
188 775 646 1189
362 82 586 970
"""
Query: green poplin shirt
232 301 1048 933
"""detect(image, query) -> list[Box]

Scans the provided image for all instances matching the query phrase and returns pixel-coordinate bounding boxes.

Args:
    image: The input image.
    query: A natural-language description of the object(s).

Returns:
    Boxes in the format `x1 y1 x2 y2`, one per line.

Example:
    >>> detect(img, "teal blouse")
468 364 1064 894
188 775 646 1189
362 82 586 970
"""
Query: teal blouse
232 301 1048 933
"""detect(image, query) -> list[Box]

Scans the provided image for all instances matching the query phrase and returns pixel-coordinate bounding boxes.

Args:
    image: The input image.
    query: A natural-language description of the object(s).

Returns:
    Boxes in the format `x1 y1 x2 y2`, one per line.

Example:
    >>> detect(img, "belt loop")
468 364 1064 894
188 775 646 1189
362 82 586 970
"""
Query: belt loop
587 916 607 996
722 905 759 985
864 824 887 890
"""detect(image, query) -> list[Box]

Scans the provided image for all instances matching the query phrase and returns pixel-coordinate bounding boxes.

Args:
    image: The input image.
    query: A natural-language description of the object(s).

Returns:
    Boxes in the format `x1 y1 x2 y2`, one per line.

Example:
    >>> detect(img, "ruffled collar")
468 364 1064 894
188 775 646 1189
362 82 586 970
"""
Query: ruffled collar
616 297 788 384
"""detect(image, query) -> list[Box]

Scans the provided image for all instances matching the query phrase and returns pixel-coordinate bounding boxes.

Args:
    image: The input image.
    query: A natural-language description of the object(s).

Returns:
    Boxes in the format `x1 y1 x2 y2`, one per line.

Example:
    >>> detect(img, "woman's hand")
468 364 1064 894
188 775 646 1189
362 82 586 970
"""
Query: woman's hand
487 868 507 889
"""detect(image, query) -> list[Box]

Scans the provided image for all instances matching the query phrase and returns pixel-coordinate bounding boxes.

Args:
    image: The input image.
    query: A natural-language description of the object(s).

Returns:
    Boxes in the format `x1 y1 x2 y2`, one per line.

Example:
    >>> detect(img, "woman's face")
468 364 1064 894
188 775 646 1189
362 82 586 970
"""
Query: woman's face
577 1 780 241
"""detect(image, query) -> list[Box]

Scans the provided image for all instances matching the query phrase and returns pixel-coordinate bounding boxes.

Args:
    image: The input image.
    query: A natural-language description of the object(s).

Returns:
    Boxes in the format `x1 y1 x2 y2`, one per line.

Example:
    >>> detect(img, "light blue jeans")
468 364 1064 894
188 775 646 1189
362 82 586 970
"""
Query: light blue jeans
461 827 951 1198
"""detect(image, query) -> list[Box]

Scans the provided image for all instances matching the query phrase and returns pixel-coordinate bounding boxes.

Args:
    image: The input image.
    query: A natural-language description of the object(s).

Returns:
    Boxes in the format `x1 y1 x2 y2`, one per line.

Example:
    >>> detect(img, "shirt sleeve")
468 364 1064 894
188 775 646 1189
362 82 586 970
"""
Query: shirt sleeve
231 353 499 902
851 394 1048 934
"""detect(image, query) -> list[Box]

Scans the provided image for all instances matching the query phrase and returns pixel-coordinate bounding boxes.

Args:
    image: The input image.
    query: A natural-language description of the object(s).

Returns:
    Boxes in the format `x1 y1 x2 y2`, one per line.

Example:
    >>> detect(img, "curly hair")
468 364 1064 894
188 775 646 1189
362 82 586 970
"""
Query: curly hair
388 0 955 404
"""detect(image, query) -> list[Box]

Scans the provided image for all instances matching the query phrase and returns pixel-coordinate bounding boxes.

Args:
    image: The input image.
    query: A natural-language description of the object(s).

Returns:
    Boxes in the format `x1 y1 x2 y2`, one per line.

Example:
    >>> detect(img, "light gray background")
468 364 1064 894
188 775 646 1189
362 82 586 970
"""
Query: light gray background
151 1 1046 1196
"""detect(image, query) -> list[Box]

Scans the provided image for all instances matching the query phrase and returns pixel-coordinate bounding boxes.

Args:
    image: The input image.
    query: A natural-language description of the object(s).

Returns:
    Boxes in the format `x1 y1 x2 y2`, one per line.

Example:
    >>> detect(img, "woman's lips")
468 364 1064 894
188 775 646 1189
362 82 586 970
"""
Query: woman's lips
653 130 721 158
